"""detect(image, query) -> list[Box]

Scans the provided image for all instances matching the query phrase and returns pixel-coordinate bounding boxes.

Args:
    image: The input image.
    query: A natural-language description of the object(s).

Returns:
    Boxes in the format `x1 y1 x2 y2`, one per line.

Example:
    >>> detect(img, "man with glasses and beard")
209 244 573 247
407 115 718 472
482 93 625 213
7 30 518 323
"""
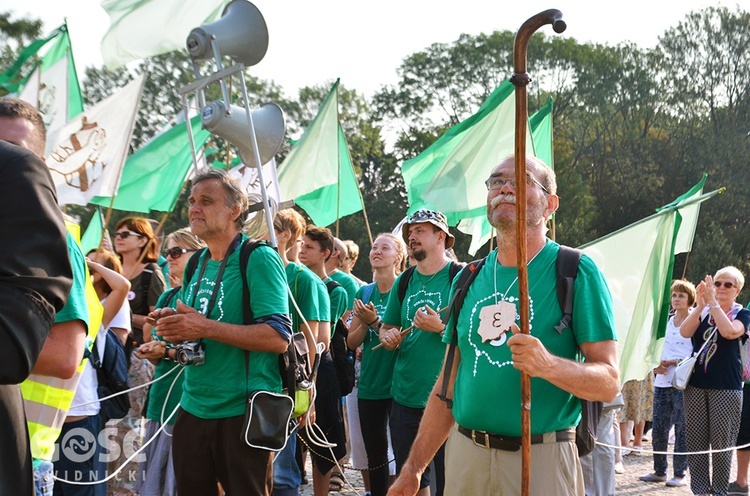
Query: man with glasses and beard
387 156 619 496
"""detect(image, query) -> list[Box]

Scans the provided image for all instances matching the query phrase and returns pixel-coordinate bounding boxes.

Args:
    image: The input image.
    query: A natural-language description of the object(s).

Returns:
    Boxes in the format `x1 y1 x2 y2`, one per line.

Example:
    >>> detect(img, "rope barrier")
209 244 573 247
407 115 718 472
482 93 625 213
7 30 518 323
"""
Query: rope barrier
595 439 750 456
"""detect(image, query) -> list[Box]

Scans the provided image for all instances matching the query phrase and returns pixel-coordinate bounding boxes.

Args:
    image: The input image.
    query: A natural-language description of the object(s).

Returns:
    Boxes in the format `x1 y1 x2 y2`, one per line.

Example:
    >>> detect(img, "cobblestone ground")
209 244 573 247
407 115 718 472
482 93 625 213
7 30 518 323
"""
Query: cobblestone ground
299 438 740 495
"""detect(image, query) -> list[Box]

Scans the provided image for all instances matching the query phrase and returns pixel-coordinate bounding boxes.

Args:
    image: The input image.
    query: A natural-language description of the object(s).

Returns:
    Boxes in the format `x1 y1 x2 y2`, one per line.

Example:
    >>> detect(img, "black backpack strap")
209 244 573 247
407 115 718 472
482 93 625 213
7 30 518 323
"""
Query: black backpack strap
139 263 157 315
183 249 205 287
325 279 342 294
448 261 465 282
163 286 181 308
436 258 486 408
238 240 272 325
554 246 583 335
397 266 416 303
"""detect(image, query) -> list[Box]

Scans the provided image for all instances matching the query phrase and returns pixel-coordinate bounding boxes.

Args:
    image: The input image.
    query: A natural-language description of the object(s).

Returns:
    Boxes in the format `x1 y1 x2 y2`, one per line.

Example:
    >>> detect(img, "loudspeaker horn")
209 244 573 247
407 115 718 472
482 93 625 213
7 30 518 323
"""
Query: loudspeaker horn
187 0 269 67
201 100 286 166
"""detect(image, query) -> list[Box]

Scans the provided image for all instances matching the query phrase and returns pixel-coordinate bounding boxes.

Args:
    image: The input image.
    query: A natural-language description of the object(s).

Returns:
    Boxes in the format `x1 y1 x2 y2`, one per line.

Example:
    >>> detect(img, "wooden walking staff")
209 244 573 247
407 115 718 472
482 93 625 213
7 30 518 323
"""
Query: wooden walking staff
511 10 566 495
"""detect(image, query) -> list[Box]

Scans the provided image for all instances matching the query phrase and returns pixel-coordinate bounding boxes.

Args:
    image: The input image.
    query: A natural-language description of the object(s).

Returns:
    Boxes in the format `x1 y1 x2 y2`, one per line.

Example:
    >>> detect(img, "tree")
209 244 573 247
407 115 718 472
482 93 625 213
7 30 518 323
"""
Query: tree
0 11 42 70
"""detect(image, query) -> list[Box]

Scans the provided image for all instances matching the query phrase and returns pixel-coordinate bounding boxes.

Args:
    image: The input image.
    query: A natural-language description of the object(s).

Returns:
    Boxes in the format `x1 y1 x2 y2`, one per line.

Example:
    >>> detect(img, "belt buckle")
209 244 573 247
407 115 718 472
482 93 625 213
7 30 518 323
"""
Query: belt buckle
471 430 490 449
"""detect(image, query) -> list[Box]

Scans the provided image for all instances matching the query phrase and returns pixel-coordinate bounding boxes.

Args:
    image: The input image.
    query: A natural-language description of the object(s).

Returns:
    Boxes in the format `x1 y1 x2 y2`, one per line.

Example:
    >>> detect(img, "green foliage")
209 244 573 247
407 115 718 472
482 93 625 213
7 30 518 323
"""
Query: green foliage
0 11 42 69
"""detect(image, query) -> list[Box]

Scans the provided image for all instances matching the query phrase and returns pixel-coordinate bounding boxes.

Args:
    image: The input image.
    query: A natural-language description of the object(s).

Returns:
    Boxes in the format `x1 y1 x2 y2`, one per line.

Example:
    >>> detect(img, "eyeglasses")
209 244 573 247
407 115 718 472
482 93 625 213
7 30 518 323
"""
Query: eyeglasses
164 247 198 259
113 230 143 240
714 281 735 289
485 173 550 194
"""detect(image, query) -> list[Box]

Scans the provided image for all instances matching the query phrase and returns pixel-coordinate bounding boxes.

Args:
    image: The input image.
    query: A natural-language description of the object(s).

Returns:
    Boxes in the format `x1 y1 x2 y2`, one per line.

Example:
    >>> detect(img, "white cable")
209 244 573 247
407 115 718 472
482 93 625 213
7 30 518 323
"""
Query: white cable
160 366 186 437
52 402 181 485
69 363 180 410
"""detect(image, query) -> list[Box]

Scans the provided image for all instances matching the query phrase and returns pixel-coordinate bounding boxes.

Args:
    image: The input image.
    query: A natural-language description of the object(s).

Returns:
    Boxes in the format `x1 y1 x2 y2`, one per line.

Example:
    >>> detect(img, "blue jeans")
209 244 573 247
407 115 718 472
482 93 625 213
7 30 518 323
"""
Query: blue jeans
273 426 301 494
652 386 687 477
34 460 54 496
53 414 106 496
390 401 445 495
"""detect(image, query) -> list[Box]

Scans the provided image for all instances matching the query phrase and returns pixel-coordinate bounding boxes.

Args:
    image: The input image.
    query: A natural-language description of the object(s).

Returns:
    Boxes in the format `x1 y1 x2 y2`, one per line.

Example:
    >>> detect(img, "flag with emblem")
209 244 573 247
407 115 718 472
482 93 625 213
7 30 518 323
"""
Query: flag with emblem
45 73 146 206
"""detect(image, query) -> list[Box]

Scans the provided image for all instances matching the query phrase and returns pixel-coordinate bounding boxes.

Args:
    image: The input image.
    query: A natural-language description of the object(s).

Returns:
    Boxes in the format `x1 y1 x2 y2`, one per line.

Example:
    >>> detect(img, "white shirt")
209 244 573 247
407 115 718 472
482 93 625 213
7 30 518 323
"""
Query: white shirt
654 314 694 388
69 299 132 416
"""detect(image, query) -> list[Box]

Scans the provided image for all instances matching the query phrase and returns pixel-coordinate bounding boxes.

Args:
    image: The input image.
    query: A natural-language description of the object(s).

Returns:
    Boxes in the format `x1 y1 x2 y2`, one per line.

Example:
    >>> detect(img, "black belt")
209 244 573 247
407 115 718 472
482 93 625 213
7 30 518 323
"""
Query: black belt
457 425 576 452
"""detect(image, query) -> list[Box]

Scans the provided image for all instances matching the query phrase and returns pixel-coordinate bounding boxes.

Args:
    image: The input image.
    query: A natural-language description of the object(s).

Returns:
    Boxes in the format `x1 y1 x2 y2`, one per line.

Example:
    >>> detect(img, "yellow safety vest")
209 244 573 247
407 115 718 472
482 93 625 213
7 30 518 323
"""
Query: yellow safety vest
21 225 104 461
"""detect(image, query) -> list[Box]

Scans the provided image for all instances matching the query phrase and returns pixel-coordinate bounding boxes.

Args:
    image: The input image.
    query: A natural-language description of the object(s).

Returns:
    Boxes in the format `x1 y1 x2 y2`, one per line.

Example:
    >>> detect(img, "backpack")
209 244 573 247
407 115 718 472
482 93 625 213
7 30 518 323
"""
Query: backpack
397 262 464 303
91 330 131 423
325 279 356 396
184 240 312 416
438 245 602 457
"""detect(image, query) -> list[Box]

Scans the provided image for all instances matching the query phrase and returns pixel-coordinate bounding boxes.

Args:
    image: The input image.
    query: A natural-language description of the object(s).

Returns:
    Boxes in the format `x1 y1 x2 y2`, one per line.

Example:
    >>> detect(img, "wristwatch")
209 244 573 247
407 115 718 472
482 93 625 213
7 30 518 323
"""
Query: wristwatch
709 303 721 309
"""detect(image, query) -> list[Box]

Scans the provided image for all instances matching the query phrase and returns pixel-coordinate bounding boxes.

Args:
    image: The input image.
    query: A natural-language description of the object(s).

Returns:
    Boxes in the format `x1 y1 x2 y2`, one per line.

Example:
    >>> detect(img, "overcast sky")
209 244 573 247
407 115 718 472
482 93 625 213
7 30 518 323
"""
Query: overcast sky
2 0 747 98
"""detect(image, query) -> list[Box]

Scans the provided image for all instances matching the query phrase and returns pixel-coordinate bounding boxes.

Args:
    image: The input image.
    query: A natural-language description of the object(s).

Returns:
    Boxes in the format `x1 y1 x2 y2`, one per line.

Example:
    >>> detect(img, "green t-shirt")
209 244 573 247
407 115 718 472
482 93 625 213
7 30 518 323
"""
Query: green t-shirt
147 288 184 424
179 239 290 419
356 284 397 400
55 232 89 327
326 280 348 338
444 241 617 436
329 270 359 310
382 262 454 408
286 262 327 332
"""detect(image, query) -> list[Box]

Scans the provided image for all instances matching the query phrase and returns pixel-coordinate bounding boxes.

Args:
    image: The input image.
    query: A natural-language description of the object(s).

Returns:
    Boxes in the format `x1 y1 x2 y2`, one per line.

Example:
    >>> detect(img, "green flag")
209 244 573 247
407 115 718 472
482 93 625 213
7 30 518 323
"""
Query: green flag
278 79 362 227
90 115 210 213
0 26 64 92
580 182 718 383
529 97 554 169
295 125 362 227
80 210 105 255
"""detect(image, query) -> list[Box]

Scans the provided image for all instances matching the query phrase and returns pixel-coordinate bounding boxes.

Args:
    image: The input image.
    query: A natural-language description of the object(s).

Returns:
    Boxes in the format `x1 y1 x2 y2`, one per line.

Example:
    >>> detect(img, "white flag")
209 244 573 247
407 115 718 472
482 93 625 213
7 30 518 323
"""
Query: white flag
100 0 231 68
45 73 146 206
229 158 281 204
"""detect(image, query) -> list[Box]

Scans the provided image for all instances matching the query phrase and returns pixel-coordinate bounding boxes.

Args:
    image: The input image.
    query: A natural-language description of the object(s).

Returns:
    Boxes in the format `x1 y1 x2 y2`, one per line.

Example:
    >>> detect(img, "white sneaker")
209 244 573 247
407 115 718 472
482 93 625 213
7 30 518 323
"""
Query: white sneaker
614 462 625 475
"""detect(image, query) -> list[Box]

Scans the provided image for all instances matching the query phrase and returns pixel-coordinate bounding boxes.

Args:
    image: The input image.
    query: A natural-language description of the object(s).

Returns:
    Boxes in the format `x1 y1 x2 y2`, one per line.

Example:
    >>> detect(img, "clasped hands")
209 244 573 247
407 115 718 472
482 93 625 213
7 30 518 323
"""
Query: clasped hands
147 301 208 343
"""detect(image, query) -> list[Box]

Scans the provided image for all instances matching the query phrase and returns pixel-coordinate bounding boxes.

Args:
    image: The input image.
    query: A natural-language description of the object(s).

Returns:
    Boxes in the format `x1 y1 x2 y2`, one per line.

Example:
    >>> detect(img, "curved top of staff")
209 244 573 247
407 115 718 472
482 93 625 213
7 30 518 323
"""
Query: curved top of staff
513 10 567 74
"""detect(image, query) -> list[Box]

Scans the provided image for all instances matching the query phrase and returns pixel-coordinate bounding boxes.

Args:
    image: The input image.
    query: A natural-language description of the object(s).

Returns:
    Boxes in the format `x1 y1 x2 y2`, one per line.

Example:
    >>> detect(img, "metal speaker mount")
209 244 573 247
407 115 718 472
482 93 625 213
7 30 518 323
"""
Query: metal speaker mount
186 0 269 67
201 100 286 166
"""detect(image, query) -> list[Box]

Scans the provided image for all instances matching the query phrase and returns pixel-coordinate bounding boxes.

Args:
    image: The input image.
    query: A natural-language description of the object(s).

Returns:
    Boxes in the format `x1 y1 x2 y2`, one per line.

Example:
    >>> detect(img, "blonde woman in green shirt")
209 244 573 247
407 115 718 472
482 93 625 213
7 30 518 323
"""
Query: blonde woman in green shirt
348 233 407 496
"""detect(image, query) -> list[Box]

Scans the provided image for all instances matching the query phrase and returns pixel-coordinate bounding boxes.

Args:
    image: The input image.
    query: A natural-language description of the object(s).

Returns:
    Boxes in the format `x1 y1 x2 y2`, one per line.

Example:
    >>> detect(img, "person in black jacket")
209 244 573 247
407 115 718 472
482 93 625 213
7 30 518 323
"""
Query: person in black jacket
0 98 73 496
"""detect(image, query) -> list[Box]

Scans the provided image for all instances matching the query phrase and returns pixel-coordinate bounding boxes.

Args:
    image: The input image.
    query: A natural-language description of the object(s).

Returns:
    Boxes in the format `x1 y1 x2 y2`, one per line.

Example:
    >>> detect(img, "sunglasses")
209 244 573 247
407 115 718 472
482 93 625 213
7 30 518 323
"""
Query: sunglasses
714 281 735 289
113 230 143 240
164 247 198 259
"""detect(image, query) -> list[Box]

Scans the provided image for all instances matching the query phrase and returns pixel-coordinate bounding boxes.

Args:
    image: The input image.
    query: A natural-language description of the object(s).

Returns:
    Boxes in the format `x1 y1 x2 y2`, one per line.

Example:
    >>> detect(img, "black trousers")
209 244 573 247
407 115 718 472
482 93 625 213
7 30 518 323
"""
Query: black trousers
173 410 273 496
359 398 392 496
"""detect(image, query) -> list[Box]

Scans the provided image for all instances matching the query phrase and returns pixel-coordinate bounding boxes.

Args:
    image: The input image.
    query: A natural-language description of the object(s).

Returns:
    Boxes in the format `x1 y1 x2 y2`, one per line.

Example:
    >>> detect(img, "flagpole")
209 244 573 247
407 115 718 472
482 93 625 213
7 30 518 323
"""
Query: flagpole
511 11 566 495
335 83 342 238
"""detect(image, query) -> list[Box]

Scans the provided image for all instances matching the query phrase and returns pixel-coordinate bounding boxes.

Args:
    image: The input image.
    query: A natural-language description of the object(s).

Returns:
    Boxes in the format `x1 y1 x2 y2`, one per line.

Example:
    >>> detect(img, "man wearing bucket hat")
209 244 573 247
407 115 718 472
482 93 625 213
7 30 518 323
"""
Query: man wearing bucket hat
379 209 463 496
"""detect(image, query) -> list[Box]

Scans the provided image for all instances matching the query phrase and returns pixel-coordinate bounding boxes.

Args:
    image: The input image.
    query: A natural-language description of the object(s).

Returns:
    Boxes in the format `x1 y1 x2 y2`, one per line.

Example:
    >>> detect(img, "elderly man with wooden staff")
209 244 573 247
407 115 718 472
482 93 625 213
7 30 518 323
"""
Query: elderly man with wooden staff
387 151 619 495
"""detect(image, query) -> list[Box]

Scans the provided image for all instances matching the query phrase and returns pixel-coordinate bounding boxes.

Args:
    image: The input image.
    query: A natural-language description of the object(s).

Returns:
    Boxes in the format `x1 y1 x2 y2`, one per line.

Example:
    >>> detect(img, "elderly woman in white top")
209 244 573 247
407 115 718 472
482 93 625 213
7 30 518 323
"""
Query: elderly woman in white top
640 279 696 488
680 267 750 496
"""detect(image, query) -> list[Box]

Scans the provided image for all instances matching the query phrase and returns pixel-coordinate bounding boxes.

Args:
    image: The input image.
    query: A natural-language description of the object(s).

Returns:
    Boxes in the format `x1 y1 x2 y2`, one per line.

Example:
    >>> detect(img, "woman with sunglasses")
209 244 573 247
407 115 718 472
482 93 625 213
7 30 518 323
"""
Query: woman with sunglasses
135 228 205 496
111 216 166 496
347 233 408 496
680 267 750 496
